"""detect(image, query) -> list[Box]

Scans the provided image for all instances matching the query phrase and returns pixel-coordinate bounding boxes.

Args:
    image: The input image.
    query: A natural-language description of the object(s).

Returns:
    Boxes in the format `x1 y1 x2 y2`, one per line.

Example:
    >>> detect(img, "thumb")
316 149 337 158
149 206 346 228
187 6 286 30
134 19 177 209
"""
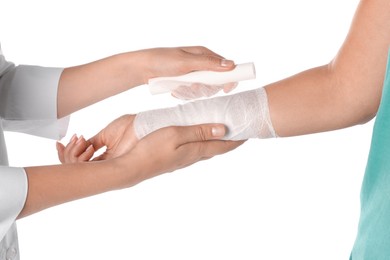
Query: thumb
181 46 235 71
189 55 235 72
87 130 105 152
173 124 244 160
174 124 227 144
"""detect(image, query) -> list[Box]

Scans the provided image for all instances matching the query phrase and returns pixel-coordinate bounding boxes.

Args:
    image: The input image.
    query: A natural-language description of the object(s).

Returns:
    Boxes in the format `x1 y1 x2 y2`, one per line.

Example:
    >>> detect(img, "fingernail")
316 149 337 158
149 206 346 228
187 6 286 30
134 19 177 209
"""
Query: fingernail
211 126 225 137
86 144 94 151
220 59 234 67
70 134 77 143
76 135 84 144
56 141 61 151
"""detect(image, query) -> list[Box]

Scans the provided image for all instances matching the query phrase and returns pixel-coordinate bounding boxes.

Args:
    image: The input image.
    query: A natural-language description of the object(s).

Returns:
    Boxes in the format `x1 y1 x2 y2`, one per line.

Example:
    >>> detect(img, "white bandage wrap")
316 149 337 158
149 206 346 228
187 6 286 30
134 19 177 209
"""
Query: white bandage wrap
134 87 276 141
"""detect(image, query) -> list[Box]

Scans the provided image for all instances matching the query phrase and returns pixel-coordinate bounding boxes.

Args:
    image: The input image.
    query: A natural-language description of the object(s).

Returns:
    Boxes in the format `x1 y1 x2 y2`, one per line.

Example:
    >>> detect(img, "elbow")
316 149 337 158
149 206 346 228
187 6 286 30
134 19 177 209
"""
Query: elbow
328 62 382 127
345 80 381 126
356 96 380 124
355 102 378 125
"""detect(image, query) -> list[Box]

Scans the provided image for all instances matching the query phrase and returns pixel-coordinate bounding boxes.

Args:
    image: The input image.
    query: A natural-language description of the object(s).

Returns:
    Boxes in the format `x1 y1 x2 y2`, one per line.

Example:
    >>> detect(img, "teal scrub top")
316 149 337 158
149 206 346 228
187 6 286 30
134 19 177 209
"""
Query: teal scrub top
351 50 390 259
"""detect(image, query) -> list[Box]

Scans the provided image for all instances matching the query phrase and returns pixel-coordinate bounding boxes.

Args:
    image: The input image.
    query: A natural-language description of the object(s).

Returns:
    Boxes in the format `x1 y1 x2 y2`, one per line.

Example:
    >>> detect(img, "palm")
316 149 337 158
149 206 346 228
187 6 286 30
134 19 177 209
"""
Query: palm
90 115 138 161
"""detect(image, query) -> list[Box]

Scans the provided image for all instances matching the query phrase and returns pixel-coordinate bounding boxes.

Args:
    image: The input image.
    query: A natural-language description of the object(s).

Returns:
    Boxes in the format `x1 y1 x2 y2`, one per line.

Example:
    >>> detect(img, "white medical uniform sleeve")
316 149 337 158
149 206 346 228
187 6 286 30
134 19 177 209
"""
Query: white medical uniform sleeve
0 167 27 240
0 46 69 241
0 53 69 139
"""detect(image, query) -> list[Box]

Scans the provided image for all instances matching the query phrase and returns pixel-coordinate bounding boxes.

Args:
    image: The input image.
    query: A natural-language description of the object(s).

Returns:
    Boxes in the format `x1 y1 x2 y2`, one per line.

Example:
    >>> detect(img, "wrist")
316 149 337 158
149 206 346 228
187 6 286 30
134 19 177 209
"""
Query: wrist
109 154 146 189
119 50 149 87
131 48 161 85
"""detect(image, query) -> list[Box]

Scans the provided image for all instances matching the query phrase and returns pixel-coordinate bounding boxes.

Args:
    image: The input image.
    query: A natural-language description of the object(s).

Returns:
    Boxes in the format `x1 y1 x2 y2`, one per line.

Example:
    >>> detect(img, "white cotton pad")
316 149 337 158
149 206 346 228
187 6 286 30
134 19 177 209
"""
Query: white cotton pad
148 62 256 95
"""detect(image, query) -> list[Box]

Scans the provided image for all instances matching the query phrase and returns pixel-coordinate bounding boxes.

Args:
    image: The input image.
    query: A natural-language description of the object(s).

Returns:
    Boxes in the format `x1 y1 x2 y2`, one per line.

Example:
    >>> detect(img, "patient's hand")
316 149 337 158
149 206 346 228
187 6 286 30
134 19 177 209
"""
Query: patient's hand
56 134 95 163
57 115 138 163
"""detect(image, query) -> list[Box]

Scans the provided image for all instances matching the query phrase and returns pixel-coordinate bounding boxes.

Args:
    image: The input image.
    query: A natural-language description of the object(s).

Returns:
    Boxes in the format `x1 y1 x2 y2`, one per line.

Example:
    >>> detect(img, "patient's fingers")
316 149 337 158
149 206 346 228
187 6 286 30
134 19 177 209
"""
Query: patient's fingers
57 135 95 163
56 141 66 163
77 145 95 162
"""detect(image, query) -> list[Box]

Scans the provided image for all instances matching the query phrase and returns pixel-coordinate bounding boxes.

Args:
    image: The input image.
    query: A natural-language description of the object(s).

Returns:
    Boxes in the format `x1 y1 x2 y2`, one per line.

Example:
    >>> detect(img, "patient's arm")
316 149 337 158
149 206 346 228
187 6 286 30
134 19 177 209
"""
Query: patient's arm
58 0 390 163
134 0 390 139
267 0 390 136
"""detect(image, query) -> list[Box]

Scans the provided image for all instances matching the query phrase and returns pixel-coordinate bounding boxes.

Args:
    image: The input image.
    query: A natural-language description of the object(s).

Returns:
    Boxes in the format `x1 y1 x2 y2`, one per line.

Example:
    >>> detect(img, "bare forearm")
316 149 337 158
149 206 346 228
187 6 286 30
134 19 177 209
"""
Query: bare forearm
57 51 146 118
19 123 240 219
266 65 339 136
56 46 236 118
266 63 377 136
19 159 137 218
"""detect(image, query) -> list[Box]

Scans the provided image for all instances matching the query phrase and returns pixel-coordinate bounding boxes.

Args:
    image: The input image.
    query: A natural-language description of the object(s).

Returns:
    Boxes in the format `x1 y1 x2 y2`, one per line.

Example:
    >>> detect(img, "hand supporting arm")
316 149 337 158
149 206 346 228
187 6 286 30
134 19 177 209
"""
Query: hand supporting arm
19 124 242 218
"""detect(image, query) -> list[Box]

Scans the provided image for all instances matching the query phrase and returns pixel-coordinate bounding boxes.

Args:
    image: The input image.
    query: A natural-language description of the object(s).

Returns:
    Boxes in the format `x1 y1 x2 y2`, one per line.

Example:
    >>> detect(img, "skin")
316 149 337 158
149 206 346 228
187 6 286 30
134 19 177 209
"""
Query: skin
53 0 390 233
59 0 390 165
57 46 236 118
57 115 138 163
18 46 244 218
58 0 390 165
266 0 390 137
23 124 243 218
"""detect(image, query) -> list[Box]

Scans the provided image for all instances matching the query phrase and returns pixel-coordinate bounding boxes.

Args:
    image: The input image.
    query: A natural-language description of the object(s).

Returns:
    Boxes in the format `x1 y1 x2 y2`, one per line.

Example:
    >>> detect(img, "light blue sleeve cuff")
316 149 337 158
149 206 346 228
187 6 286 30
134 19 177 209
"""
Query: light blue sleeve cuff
0 167 27 241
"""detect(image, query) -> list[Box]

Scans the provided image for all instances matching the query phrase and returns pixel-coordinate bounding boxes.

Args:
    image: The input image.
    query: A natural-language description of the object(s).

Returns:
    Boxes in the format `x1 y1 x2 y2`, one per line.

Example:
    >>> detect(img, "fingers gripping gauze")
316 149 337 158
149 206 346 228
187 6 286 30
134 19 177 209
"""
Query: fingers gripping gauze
134 87 276 141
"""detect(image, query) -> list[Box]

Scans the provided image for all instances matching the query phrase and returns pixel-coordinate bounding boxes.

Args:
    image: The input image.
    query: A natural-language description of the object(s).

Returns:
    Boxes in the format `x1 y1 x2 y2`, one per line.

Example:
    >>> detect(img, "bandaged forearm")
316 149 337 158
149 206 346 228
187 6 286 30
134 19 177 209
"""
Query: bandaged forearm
134 87 277 140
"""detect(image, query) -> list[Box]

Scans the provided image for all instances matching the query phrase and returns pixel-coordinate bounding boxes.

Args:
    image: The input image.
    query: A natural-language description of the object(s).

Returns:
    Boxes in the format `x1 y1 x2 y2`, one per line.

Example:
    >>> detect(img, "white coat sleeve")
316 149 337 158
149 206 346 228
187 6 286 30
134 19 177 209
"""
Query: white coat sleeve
0 45 70 241
0 166 27 240
0 50 69 139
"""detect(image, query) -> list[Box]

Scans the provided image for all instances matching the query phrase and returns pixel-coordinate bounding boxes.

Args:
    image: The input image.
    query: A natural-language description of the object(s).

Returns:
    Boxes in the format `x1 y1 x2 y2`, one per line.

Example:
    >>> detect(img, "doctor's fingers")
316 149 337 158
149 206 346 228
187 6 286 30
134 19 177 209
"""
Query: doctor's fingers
171 124 245 161
180 46 235 72
181 46 224 57
174 140 245 172
181 46 225 63
178 139 245 162
125 124 243 177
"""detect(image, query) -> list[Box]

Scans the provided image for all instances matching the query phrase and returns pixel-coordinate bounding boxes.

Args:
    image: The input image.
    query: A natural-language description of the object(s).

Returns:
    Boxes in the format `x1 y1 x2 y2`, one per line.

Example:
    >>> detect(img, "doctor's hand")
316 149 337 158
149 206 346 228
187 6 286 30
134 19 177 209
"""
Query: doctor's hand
58 46 237 118
25 123 243 218
115 123 244 183
142 46 235 81
57 115 137 163
141 46 237 100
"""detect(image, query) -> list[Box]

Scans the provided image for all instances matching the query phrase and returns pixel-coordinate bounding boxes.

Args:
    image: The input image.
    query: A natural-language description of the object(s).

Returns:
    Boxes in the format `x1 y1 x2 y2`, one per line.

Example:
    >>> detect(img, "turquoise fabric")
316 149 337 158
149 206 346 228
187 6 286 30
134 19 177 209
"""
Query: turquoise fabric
350 51 390 259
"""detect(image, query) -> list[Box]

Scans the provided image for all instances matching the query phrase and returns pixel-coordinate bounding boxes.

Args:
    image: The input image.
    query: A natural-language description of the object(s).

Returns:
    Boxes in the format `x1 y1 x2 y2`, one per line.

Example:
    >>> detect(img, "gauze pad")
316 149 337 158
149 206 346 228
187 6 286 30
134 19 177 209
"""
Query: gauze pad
134 87 276 141
148 62 256 100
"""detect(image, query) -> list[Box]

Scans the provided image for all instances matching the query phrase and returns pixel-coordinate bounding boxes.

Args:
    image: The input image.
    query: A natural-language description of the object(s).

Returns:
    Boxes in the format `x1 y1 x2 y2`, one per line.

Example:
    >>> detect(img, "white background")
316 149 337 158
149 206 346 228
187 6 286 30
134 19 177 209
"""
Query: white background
0 0 370 259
